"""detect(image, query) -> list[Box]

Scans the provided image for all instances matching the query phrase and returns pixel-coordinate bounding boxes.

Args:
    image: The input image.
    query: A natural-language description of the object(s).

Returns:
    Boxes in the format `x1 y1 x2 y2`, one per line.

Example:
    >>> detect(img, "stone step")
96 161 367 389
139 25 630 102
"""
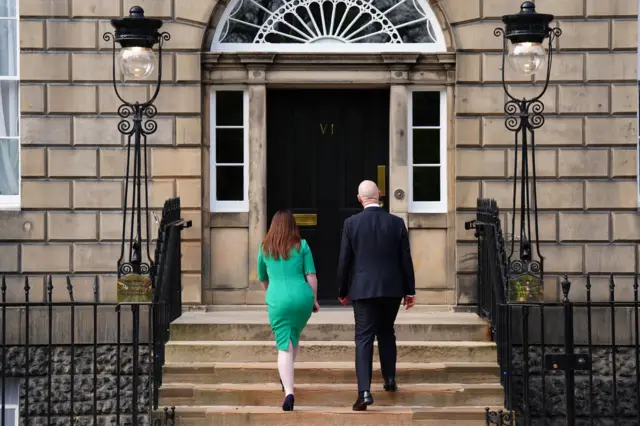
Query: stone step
170 322 489 342
159 383 503 408
165 340 497 363
170 311 490 342
186 305 455 313
162 361 500 385
154 405 498 426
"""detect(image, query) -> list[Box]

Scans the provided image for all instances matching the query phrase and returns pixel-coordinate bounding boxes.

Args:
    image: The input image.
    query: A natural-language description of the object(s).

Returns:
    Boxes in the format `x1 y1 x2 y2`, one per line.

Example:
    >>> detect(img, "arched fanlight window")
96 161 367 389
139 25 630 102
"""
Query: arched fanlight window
210 0 447 52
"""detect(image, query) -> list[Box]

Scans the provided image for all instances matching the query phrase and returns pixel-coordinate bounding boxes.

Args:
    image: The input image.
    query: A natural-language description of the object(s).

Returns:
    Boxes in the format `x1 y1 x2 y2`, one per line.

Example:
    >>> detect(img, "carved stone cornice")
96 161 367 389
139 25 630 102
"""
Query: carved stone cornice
201 51 456 70
201 51 456 85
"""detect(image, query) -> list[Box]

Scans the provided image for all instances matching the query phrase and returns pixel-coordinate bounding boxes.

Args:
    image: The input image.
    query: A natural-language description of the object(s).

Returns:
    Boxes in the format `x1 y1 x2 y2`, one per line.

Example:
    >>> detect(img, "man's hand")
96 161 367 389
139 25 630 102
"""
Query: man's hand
402 295 416 310
338 296 349 306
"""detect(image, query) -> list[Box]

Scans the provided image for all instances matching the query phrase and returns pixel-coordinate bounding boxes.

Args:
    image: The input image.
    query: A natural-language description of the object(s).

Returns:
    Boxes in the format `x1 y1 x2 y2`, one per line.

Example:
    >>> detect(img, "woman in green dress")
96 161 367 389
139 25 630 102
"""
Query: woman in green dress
257 210 320 411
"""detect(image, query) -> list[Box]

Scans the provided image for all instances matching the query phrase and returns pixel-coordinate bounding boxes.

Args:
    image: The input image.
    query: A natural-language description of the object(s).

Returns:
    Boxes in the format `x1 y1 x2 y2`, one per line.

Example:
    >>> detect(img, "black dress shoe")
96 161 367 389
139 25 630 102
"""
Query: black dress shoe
352 390 374 411
383 377 397 392
282 394 295 411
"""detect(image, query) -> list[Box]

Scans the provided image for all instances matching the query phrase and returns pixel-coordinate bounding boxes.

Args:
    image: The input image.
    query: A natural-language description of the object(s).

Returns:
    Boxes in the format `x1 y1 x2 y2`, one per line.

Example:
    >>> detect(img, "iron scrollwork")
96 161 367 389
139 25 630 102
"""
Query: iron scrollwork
503 99 545 132
485 408 514 425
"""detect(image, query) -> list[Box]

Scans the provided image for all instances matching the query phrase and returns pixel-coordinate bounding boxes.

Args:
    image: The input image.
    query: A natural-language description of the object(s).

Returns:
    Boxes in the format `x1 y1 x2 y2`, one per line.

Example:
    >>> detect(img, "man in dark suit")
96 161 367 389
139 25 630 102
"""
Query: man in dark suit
337 180 416 411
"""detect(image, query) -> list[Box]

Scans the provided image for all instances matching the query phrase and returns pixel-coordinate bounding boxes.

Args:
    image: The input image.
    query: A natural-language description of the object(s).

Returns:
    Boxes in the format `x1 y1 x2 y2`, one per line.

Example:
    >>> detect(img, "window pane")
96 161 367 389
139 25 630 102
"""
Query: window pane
412 92 440 127
413 166 440 202
0 1 17 16
0 19 17 76
216 166 244 201
413 129 440 164
215 128 244 164
3 408 15 426
0 81 19 137
0 139 19 195
215 91 243 126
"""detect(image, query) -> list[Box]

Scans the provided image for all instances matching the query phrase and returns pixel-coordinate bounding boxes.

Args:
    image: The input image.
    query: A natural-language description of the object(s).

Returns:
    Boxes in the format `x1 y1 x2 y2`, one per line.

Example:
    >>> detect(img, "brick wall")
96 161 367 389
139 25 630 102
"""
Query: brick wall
0 0 219 304
450 0 639 303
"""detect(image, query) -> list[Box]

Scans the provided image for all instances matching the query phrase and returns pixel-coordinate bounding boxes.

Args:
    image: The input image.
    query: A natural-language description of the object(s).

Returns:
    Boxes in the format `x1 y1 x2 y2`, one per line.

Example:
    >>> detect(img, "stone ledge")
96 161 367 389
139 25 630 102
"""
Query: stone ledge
203 52 456 68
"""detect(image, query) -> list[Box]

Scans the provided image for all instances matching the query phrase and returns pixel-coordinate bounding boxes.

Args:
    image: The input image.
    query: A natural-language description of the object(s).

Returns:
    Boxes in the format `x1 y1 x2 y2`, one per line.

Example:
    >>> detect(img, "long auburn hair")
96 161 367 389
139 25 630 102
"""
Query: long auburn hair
262 210 301 260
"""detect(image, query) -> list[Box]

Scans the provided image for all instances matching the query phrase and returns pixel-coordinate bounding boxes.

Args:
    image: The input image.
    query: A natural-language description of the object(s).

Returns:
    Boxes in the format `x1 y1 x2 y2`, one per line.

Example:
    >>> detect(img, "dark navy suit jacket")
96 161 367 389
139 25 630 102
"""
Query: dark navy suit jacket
337 206 416 300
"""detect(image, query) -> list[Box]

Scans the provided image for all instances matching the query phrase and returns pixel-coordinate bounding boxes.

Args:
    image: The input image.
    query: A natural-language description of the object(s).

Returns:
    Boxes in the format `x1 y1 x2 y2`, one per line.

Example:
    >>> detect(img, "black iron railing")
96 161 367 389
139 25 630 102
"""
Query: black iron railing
493 275 640 426
0 275 155 426
0 197 189 426
471 199 640 426
465 198 509 339
151 197 191 418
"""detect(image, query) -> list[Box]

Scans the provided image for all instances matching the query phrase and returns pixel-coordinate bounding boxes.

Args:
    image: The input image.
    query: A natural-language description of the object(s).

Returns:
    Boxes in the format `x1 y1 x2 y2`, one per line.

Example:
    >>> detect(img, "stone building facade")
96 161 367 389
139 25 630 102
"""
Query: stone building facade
0 0 637 307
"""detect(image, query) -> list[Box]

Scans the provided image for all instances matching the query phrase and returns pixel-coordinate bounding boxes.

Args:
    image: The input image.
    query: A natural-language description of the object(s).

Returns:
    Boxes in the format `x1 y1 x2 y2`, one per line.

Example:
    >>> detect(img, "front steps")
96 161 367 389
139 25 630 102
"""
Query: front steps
157 307 503 425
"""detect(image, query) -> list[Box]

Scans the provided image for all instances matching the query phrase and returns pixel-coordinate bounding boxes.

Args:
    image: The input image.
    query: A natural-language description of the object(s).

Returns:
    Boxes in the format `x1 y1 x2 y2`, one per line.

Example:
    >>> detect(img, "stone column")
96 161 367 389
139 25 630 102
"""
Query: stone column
247 81 267 289
388 84 409 225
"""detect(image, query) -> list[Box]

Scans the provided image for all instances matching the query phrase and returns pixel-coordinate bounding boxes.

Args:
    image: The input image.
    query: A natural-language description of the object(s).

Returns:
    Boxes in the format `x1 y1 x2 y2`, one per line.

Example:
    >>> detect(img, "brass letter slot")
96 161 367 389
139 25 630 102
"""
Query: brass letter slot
293 213 317 227
377 165 386 197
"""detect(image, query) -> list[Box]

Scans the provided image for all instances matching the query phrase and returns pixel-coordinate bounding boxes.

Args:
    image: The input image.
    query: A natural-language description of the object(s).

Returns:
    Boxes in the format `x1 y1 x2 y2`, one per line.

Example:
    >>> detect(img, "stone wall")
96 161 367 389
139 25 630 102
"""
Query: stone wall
502 304 640 425
511 346 639 426
0 0 211 304
451 0 639 304
0 301 155 424
2 345 151 426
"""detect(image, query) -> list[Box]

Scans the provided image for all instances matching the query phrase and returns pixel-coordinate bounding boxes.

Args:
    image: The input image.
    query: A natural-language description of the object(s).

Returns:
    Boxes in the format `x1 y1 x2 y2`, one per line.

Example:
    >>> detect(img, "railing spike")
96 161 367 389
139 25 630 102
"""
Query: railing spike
66 275 74 302
561 275 571 302
609 273 615 302
1 275 6 300
47 275 54 303
93 277 99 303
609 273 615 289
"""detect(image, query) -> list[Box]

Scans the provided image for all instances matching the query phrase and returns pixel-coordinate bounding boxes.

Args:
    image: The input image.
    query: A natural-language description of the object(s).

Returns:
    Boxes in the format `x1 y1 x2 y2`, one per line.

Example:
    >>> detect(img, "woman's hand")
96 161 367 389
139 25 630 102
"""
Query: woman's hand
313 300 320 313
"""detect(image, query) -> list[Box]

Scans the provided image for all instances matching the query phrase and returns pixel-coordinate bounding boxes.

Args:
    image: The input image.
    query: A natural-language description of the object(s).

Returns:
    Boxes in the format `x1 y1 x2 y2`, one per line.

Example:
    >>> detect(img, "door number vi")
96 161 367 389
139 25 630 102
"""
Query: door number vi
320 124 334 136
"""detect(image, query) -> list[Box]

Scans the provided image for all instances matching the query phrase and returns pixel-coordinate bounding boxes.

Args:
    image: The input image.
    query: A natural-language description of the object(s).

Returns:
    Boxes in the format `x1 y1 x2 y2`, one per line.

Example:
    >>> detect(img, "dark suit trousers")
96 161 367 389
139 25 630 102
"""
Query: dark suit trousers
353 297 402 393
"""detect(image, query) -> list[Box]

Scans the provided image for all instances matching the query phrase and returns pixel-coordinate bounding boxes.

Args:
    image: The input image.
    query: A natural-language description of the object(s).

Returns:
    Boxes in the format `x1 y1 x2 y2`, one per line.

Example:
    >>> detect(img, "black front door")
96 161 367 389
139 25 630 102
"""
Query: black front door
266 89 390 302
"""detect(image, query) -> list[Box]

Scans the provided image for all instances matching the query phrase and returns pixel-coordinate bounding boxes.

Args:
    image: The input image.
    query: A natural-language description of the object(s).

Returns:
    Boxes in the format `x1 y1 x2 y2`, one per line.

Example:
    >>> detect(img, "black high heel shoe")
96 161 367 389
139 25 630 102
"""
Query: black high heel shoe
282 394 295 411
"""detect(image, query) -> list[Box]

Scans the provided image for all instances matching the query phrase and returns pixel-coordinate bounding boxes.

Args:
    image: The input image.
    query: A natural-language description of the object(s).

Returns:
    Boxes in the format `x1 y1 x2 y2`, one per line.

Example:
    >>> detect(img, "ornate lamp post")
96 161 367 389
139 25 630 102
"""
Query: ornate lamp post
104 7 170 301
495 2 561 301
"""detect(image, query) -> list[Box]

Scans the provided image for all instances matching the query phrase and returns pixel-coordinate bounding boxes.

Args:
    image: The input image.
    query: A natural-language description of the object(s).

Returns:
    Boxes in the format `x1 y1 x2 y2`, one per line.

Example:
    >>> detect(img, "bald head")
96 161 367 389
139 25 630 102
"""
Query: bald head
357 180 380 206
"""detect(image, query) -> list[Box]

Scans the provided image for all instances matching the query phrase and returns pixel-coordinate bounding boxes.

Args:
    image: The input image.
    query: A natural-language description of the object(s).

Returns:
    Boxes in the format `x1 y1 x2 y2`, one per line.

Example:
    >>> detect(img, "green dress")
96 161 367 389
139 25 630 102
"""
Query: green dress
257 240 316 351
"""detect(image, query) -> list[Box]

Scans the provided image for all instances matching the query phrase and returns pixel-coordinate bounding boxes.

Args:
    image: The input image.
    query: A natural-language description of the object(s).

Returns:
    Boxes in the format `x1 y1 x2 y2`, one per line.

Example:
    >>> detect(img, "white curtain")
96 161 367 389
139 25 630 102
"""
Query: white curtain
0 7 19 196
